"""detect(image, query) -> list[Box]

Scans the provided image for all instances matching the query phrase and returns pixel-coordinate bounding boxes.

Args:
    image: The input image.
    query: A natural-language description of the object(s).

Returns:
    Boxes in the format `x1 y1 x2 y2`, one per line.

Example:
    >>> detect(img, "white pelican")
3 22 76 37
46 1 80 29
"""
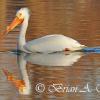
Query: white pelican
6 7 86 53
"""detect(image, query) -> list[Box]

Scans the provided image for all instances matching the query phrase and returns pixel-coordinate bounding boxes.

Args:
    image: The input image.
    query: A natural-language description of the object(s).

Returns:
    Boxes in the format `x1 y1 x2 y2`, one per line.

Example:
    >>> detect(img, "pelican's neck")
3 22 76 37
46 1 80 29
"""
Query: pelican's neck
19 17 29 51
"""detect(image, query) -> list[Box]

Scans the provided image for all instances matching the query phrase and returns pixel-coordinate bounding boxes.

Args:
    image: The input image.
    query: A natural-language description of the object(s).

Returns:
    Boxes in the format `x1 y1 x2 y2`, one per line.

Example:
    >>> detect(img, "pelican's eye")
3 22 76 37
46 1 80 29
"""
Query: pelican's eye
19 13 22 17
17 13 23 19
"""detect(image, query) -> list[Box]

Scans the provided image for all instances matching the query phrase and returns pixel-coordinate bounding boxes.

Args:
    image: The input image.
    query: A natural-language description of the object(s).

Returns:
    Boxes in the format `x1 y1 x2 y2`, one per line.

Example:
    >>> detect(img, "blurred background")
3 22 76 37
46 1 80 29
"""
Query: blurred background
0 0 100 50
0 0 100 100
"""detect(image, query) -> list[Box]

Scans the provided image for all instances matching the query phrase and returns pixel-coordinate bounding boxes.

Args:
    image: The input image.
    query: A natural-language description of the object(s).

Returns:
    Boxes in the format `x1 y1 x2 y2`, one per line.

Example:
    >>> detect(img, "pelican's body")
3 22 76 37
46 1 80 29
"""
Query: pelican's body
6 8 86 53
24 34 85 53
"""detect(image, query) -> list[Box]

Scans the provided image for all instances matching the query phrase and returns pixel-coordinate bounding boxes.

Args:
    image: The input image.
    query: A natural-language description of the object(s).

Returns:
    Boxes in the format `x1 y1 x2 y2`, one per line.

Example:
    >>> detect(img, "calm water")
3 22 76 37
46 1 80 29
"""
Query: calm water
0 0 100 100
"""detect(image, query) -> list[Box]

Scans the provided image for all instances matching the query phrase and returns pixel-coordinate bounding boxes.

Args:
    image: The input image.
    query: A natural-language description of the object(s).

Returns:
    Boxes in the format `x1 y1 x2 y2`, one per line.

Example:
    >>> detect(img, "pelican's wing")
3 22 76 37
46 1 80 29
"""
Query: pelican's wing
24 34 85 53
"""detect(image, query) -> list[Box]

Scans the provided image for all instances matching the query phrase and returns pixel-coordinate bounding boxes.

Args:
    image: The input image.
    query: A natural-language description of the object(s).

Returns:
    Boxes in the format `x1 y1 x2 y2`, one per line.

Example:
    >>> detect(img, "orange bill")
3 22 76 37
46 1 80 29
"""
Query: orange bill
6 17 23 33
0 17 23 41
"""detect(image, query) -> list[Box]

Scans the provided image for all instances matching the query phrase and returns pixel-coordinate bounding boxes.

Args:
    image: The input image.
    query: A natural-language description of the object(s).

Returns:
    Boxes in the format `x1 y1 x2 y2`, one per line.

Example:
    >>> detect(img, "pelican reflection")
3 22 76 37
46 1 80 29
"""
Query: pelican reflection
3 51 84 95
24 52 84 66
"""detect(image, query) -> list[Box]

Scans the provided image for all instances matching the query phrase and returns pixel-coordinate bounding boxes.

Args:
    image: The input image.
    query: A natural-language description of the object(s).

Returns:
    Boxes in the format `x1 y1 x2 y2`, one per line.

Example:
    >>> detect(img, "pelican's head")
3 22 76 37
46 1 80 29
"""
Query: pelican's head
6 7 30 33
